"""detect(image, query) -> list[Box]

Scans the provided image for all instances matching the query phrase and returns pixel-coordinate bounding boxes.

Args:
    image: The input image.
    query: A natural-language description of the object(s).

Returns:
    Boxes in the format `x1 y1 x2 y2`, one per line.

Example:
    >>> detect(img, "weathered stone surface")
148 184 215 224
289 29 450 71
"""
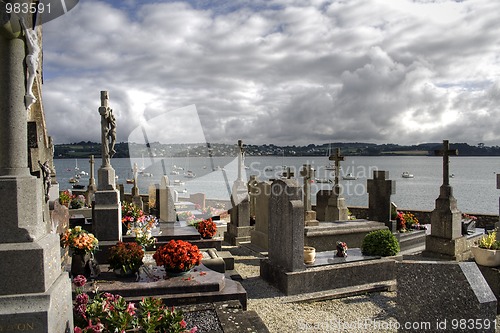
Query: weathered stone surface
396 261 496 333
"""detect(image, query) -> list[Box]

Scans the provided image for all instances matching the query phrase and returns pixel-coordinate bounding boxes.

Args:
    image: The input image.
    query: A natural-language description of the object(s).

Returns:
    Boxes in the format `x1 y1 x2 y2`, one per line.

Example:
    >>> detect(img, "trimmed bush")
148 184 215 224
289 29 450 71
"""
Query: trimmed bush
362 229 400 256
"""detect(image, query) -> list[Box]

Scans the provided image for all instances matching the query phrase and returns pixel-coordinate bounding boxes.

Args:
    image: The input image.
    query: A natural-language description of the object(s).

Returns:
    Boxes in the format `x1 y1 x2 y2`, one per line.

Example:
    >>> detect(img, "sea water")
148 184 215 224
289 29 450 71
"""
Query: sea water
54 155 500 215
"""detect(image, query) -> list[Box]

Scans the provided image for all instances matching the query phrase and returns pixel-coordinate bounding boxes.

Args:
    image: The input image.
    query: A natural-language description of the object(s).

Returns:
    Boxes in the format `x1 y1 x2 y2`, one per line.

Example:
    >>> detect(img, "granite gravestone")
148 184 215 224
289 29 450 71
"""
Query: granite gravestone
396 261 496 333
248 175 259 219
93 91 122 241
367 170 396 231
325 148 348 221
423 140 467 260
266 178 305 272
0 14 73 331
250 180 272 251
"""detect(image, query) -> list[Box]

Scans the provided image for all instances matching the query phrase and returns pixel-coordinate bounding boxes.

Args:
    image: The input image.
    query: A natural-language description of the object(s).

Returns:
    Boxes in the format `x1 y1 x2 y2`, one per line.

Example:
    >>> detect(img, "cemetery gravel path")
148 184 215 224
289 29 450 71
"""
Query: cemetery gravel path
226 245 500 333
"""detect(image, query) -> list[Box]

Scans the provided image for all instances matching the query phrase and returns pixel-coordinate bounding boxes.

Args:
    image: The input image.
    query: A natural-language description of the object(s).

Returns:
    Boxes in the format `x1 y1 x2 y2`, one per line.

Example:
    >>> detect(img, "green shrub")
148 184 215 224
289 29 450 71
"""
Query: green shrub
362 229 400 256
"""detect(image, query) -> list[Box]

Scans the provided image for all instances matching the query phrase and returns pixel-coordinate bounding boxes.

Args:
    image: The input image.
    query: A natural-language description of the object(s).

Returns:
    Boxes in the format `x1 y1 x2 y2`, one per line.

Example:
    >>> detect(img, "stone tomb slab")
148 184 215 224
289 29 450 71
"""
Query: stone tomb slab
261 253 396 295
84 263 248 309
304 220 388 251
305 248 381 268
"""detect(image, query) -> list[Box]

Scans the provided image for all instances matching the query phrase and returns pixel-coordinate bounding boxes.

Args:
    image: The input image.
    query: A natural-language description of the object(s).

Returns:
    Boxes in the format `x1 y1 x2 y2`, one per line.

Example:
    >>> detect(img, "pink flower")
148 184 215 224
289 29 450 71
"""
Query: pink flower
190 328 198 333
126 302 136 315
75 293 89 305
180 320 187 328
73 275 87 287
74 327 83 333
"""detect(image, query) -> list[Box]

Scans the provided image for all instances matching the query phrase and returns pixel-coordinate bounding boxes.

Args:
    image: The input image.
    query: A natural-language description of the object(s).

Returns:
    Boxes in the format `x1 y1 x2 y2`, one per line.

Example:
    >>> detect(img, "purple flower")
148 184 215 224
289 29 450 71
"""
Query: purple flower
73 275 87 287
75 293 89 305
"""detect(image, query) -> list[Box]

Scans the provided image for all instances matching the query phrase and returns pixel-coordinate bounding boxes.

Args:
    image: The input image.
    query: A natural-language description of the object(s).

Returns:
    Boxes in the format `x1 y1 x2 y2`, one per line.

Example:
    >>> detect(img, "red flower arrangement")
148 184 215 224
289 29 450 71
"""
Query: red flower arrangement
196 218 217 238
153 240 203 272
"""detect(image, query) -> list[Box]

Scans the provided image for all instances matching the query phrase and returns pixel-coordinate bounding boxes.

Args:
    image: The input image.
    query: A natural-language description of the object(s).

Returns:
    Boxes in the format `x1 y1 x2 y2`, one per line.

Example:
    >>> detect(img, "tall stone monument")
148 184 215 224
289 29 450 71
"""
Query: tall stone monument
93 91 122 241
300 164 319 226
325 148 349 221
85 155 97 206
0 13 73 331
423 140 467 260
367 170 396 231
159 175 176 222
131 162 143 209
224 140 252 245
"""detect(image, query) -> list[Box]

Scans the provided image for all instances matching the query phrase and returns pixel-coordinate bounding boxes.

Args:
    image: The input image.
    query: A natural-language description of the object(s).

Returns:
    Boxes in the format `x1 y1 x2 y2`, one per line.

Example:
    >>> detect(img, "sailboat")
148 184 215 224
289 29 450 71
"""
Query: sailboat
184 148 196 178
74 159 79 171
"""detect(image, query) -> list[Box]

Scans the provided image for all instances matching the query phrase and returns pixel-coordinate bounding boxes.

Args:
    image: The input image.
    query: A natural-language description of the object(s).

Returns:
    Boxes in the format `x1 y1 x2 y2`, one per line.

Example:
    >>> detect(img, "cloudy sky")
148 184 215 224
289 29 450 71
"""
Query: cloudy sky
41 0 500 146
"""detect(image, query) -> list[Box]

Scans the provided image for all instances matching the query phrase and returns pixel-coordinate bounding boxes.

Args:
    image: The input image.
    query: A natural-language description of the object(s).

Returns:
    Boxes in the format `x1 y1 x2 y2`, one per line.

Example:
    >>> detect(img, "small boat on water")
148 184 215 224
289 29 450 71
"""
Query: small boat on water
184 170 196 178
126 179 134 184
342 173 357 180
315 178 332 183
173 180 185 186
170 170 180 175
72 184 85 189
69 177 79 183
402 172 414 178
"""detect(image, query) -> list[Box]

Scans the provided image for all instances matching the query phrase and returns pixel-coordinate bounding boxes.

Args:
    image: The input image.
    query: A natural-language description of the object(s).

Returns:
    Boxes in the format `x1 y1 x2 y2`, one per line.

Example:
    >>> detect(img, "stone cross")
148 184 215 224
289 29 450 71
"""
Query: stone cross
434 140 458 186
86 155 97 206
367 171 396 229
329 148 344 187
133 162 139 185
300 164 315 211
282 167 295 179
237 139 244 182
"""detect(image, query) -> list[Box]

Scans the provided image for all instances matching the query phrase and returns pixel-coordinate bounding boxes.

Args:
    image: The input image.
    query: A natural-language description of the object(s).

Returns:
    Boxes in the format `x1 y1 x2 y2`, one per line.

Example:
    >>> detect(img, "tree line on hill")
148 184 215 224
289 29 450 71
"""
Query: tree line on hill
53 141 500 158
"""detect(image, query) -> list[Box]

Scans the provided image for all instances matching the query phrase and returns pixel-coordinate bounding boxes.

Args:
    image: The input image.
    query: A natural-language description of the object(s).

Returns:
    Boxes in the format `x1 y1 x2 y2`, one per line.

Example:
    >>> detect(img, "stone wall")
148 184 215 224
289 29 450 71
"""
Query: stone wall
346 206 498 229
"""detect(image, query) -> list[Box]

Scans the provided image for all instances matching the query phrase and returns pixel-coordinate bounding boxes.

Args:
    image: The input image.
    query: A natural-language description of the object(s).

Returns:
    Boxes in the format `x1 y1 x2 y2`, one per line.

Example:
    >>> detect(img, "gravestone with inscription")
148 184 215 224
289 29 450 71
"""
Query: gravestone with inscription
93 91 122 241
423 140 467 260
0 14 73 331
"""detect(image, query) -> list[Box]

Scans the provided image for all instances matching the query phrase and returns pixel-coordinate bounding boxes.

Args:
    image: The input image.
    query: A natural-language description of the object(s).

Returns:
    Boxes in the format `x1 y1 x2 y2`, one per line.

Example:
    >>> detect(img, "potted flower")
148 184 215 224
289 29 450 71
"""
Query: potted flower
59 190 72 207
304 246 316 264
108 241 144 277
153 240 203 277
127 214 160 249
472 230 500 267
336 241 348 257
196 218 217 239
121 201 144 233
60 226 99 277
70 194 86 209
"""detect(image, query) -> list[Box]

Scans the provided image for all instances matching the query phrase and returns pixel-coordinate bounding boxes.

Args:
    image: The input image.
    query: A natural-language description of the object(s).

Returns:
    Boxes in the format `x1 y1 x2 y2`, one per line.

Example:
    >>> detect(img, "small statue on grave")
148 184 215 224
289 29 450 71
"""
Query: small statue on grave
38 160 51 202
336 241 348 257
99 104 117 163
19 17 40 109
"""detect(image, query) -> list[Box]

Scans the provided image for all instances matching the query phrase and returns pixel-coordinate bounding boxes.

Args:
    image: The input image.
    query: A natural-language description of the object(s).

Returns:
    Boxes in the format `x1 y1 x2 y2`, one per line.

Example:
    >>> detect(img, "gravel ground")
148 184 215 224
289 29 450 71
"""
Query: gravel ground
226 246 500 333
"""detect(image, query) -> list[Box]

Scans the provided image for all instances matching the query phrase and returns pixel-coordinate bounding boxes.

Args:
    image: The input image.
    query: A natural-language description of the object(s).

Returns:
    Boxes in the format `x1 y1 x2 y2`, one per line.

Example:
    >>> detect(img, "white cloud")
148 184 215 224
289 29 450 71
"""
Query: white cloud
41 0 500 146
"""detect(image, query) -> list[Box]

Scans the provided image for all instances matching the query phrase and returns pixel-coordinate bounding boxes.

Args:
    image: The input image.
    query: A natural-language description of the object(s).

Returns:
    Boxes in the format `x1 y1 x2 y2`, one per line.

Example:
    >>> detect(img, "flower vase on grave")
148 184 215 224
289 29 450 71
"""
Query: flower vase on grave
304 246 316 264
164 266 194 278
71 252 91 278
336 241 348 257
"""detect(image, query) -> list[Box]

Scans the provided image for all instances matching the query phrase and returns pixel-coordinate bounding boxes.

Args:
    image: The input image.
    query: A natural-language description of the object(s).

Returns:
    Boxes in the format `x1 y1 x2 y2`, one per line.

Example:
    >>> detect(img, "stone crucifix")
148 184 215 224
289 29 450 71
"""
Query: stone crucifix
98 91 117 167
300 164 315 211
237 139 244 182
434 140 458 187
329 148 344 188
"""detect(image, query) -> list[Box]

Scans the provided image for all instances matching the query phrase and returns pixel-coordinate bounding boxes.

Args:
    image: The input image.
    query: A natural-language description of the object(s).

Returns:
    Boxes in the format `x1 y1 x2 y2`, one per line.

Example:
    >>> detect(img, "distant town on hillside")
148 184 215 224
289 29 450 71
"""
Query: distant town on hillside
53 141 500 159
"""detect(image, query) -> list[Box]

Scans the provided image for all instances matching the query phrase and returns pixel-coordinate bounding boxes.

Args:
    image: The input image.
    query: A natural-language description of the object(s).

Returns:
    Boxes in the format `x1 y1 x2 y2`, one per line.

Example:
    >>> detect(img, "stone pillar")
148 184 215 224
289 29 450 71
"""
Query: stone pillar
0 14 73 331
93 91 121 241
367 170 396 231
300 164 319 226
85 155 97 206
248 175 259 218
224 140 253 245
423 140 467 260
131 162 143 209
159 176 175 222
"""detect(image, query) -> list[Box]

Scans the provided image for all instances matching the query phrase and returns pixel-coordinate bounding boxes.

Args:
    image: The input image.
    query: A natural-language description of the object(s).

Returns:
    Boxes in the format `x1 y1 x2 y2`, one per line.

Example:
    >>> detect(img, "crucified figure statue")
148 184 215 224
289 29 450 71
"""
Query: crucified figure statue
19 17 40 109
